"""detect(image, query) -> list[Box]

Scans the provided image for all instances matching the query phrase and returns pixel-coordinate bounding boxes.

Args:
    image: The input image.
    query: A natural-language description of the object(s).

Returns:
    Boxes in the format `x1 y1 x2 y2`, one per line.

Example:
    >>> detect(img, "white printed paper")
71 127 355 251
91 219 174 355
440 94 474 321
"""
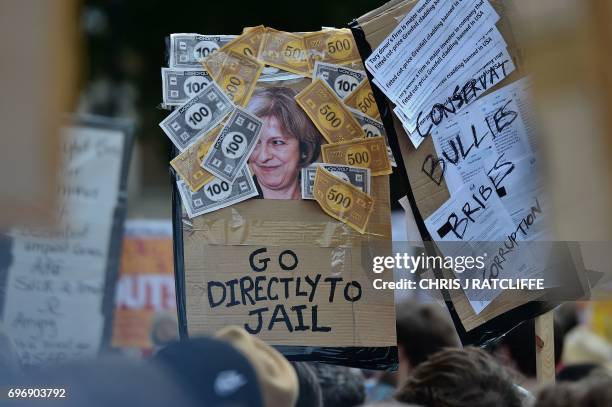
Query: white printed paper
365 0 515 150
424 173 518 313
2 125 125 366
401 44 515 133
429 80 533 194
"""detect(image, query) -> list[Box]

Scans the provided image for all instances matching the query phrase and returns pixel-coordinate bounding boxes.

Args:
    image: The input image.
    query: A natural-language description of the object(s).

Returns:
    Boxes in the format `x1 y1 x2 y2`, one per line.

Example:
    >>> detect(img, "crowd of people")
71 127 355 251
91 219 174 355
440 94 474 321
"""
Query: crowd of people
1 301 611 406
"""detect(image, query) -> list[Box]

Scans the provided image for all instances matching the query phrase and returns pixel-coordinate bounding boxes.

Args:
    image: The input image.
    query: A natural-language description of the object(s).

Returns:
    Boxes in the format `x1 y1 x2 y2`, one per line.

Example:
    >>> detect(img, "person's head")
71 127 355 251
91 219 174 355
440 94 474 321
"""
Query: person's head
395 301 460 383
395 347 523 407
246 86 322 199
556 362 601 382
310 362 366 407
535 374 612 407
150 313 178 348
363 401 420 407
291 362 323 407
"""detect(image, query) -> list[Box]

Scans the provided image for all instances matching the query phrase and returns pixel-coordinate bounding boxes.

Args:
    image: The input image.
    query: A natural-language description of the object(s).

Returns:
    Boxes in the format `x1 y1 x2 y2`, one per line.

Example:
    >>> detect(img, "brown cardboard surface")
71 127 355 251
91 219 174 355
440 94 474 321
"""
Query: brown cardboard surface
0 0 78 228
185 244 395 346
355 0 546 332
182 175 395 346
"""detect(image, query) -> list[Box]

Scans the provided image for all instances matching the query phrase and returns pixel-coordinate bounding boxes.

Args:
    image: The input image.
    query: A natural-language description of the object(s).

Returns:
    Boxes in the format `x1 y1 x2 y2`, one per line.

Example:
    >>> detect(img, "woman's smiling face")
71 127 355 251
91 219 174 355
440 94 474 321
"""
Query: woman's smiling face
249 116 301 192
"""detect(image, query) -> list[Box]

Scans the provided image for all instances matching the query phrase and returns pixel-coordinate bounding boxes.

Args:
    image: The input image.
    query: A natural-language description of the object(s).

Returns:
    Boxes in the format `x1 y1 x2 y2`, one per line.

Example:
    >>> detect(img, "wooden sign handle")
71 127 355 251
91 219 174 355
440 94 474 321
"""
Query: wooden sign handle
535 310 555 384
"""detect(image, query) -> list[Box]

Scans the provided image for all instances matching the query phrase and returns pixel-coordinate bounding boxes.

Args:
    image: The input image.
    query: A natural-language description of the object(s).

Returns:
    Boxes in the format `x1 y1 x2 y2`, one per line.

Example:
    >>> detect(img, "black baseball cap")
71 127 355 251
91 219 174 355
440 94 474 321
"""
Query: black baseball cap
155 336 264 407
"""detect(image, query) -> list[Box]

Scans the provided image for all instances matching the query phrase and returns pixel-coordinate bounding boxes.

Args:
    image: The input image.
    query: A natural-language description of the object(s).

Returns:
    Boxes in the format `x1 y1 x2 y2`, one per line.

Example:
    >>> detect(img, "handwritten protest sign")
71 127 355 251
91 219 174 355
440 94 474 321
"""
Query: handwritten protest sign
187 243 382 337
0 117 133 366
176 183 396 367
163 59 398 368
175 175 396 368
351 0 589 342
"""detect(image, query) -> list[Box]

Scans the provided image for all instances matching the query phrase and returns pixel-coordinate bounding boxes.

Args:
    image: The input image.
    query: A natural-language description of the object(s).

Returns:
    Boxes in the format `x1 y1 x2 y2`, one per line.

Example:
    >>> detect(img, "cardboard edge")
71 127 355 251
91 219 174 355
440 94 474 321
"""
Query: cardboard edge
170 144 190 340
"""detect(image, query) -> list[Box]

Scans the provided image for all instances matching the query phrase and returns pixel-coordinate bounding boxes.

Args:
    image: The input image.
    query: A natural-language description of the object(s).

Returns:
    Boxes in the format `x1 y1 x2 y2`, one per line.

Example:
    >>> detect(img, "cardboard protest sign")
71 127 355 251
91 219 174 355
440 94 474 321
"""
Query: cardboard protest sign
173 165 397 368
350 0 589 344
169 78 397 369
111 220 177 353
0 116 133 366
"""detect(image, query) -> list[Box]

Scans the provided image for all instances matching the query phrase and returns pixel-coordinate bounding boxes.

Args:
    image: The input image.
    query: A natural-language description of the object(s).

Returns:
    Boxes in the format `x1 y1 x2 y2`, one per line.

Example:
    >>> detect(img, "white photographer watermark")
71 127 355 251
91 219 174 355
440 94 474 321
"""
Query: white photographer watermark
372 277 545 291
371 253 487 274
370 253 544 291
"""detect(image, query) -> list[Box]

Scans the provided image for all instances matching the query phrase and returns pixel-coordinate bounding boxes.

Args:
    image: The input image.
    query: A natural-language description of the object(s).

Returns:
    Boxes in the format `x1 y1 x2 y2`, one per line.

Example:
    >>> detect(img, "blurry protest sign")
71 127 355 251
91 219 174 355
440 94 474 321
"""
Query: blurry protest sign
111 220 177 354
0 0 77 228
162 28 397 369
0 116 133 366
350 0 589 345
